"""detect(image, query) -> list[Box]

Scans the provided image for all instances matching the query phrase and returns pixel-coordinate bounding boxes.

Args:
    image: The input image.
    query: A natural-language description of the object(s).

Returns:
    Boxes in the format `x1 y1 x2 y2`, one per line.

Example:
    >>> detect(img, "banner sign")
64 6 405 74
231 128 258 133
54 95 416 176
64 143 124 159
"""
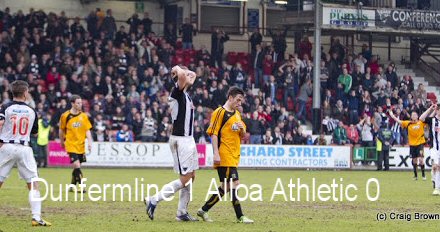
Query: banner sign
389 147 433 170
48 142 209 168
375 9 440 31
239 145 351 169
322 7 376 27
47 141 71 167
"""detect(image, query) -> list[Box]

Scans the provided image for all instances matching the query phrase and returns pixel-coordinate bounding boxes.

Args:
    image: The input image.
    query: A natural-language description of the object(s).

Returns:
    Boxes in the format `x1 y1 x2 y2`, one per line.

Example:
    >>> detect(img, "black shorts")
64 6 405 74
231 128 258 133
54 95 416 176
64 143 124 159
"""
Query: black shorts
217 167 239 182
409 145 424 159
69 153 87 163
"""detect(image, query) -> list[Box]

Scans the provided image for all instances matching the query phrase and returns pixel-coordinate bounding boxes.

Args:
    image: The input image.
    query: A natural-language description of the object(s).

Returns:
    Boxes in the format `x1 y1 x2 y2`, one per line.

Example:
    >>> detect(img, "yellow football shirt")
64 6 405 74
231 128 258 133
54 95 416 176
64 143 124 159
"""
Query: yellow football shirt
207 107 245 168
401 120 426 146
60 111 92 154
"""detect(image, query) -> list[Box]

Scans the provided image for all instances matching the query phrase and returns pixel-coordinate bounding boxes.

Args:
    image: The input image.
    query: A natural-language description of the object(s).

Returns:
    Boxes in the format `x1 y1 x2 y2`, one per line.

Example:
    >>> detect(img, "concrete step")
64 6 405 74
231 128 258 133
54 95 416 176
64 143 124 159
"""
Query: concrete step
397 72 416 77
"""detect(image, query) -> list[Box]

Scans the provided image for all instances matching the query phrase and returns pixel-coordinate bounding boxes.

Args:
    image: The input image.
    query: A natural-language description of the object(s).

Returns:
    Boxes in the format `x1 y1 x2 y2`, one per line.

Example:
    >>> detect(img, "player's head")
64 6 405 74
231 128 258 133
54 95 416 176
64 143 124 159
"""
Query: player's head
11 80 29 100
227 86 245 110
70 95 82 112
411 111 419 121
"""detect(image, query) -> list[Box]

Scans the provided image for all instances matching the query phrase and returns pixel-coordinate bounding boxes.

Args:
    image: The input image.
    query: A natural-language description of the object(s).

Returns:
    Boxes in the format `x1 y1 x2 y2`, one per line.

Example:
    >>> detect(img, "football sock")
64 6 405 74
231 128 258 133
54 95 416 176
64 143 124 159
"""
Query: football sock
412 161 418 178
231 189 244 219
435 171 440 189
71 170 76 185
151 179 183 205
73 168 82 184
202 187 225 212
29 190 41 221
421 165 425 177
177 185 191 216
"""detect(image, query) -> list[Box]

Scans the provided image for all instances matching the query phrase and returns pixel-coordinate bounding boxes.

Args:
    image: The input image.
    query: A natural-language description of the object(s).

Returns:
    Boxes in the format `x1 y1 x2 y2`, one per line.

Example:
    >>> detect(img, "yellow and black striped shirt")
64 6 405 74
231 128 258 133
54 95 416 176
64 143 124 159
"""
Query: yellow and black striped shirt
207 107 245 168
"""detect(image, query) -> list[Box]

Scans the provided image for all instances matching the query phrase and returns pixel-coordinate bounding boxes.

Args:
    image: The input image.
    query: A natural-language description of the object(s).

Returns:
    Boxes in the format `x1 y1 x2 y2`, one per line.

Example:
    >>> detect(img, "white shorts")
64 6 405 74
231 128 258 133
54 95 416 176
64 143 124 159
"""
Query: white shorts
430 148 440 166
169 135 199 175
0 144 38 183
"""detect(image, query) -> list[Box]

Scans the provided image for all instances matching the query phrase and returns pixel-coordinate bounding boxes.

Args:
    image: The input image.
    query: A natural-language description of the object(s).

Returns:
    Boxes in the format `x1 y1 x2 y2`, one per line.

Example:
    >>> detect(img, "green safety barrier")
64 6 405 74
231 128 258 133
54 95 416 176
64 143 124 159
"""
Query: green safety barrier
353 147 378 161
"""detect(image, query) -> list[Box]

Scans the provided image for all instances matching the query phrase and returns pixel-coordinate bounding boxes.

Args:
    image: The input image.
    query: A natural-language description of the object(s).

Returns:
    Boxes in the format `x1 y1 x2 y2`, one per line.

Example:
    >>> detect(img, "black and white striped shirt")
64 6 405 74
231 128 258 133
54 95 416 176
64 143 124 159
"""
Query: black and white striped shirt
169 84 194 137
0 101 38 144
426 116 440 150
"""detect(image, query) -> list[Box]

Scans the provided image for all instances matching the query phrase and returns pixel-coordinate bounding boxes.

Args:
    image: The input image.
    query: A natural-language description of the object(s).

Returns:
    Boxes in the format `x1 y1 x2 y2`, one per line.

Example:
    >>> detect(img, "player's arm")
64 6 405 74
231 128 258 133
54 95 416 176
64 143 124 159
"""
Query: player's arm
85 115 93 152
0 120 4 133
0 105 5 132
86 130 93 152
389 110 402 125
59 114 66 148
420 104 436 122
207 109 223 165
171 65 188 91
237 114 247 138
211 135 220 165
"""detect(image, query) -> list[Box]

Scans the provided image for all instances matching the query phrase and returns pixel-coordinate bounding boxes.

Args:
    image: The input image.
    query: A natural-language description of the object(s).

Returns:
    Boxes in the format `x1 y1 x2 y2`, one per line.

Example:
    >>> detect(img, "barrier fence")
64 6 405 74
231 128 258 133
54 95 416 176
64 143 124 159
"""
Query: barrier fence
47 142 434 170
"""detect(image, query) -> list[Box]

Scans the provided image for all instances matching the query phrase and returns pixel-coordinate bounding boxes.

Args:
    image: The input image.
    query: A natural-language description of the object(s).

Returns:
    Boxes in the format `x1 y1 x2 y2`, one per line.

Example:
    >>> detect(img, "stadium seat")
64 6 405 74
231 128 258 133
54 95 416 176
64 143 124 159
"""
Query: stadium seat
228 52 238 65
176 40 182 49
175 49 184 57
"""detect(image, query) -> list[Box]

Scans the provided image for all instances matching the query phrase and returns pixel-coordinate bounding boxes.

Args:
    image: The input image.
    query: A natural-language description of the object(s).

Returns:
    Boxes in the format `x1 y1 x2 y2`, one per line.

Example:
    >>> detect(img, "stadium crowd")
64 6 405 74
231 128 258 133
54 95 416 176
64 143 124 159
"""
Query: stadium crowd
0 7 431 148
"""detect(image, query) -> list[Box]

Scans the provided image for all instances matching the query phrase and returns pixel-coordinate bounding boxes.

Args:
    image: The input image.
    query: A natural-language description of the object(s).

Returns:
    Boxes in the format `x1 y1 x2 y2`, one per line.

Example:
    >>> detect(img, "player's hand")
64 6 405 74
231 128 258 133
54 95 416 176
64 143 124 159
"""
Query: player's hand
236 121 245 130
213 152 220 165
88 143 92 152
60 142 65 148
171 65 181 78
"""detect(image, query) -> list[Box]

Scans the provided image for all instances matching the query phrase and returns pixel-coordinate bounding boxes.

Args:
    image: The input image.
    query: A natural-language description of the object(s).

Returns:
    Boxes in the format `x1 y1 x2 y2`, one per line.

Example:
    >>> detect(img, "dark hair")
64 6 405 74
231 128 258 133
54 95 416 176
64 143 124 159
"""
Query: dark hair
70 94 82 104
11 80 29 98
227 86 245 98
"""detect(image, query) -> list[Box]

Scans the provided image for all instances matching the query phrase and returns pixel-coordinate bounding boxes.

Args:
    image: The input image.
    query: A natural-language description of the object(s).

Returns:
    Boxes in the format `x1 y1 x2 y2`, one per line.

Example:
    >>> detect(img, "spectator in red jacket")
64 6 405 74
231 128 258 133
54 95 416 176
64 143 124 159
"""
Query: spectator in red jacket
369 56 380 76
262 54 274 84
45 66 60 87
346 124 360 144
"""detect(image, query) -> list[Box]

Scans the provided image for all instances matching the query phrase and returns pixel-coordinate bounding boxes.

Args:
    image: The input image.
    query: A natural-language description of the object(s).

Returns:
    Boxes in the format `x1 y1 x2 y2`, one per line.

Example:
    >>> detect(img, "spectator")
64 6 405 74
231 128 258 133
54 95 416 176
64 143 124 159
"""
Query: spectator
36 114 51 168
369 56 380 76
116 124 134 142
126 13 141 34
347 90 360 124
141 109 157 142
296 79 312 123
320 60 329 90
252 44 264 88
353 53 367 74
329 38 345 64
94 124 109 142
357 116 374 147
333 121 348 145
338 68 352 94
249 28 262 54
101 9 116 39
262 129 273 144
299 36 312 60
268 26 288 63
361 44 372 61
210 28 229 68
314 133 327 145
141 12 153 35
273 127 284 145
346 124 360 144
179 18 197 49
385 65 398 89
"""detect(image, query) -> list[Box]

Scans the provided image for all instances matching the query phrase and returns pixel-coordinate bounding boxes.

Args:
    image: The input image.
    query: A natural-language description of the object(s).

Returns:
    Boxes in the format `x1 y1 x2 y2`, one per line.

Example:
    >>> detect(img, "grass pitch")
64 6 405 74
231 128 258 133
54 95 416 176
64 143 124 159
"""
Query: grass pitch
0 168 439 232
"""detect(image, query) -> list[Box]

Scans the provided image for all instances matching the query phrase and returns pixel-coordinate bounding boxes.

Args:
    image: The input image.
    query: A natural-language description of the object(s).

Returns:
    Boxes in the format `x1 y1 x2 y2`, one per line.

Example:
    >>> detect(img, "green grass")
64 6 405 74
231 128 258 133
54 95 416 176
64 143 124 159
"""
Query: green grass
1 168 439 232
